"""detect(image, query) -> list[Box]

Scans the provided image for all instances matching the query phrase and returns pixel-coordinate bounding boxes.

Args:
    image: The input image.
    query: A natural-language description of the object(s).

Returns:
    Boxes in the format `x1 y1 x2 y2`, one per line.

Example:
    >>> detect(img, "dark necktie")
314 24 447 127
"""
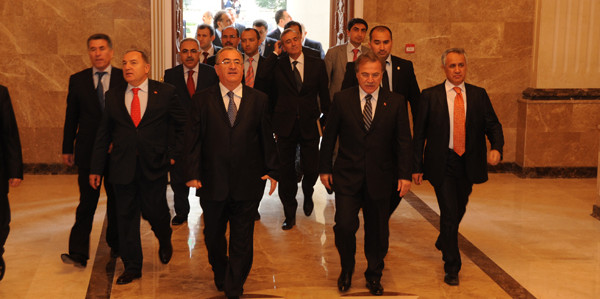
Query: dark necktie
96 71 107 109
363 94 373 130
187 70 195 97
292 60 303 93
202 52 209 64
227 91 237 126
381 69 390 92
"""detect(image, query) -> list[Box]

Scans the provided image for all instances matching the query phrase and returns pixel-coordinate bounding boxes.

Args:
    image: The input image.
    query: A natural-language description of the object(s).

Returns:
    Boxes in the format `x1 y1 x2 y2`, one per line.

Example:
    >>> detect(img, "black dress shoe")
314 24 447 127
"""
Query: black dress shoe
366 279 384 296
215 280 224 291
159 241 173 264
116 271 141 285
254 211 261 221
444 273 459 286
337 269 353 292
281 218 295 230
0 256 5 281
171 215 187 225
303 197 314 216
61 253 87 268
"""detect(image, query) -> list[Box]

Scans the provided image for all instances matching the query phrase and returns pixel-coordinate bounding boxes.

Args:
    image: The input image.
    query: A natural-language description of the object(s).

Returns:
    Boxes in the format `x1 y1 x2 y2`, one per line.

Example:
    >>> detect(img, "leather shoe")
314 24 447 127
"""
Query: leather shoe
61 253 87 268
281 218 296 230
366 279 384 295
337 269 352 292
116 271 141 285
215 279 224 291
303 197 314 216
171 215 187 225
444 273 459 286
254 211 261 221
0 256 5 281
159 241 173 264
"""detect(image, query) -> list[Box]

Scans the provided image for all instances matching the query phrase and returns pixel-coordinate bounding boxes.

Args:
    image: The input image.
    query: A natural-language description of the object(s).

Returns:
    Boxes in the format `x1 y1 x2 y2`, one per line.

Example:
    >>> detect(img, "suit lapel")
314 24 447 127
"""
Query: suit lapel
437 83 451 142
369 88 389 131
350 87 366 133
233 86 252 127
84 69 102 111
280 56 298 92
114 86 133 126
212 85 231 126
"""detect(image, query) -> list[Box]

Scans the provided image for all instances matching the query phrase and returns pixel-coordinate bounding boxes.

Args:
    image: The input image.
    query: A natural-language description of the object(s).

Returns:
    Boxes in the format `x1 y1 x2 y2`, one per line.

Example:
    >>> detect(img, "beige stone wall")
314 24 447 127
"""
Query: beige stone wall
0 0 150 164
363 0 537 163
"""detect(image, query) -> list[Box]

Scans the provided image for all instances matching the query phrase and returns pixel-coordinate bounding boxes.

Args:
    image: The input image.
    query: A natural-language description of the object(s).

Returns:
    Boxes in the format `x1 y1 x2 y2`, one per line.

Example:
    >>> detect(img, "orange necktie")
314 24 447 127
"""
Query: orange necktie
187 70 195 97
245 57 255 87
131 88 141 127
453 87 465 156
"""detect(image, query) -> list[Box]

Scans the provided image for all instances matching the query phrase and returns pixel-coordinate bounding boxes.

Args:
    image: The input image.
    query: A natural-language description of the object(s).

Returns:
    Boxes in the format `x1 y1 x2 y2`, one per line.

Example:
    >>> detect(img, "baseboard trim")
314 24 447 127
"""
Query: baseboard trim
24 163 77 175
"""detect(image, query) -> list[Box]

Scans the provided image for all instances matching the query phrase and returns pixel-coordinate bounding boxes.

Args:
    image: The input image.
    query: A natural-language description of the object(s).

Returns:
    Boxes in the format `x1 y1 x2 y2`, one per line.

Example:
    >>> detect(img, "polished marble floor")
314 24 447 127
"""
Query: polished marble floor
0 173 598 298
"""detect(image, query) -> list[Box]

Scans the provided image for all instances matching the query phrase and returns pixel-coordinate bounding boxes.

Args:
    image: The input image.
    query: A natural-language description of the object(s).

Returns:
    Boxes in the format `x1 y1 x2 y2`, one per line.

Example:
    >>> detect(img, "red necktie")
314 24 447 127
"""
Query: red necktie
187 70 195 97
453 87 465 156
202 52 209 64
352 48 359 61
131 88 141 127
245 57 255 87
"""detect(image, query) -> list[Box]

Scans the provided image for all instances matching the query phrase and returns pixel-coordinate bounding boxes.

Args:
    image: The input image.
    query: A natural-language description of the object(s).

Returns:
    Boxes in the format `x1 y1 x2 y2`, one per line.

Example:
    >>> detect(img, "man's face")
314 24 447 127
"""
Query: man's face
122 51 150 87
280 11 292 26
356 60 383 94
369 30 392 60
348 23 367 46
88 39 114 71
179 40 200 69
281 31 302 59
202 12 212 25
227 9 236 23
443 52 467 86
218 13 232 30
196 28 215 50
254 25 267 43
241 30 259 57
221 27 240 48
215 50 243 86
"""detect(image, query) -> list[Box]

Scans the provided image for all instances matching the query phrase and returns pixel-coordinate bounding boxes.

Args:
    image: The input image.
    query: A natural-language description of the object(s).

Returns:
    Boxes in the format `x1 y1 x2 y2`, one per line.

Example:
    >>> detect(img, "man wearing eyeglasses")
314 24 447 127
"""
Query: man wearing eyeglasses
184 47 278 298
163 38 218 226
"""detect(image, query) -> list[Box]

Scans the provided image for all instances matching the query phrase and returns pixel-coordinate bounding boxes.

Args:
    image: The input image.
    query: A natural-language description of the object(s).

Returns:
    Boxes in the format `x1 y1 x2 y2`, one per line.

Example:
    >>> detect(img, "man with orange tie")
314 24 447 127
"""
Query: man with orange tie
412 48 504 286
90 49 187 285
164 38 218 225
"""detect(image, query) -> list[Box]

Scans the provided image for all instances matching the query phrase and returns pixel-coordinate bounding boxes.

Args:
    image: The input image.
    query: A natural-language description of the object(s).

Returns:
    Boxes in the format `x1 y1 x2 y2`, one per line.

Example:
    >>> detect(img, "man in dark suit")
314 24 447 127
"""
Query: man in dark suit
267 28 330 230
90 49 187 285
61 33 125 268
341 25 420 215
284 21 322 59
184 47 278 298
298 23 325 59
0 85 23 281
163 38 218 225
267 8 292 40
319 52 412 295
213 10 233 48
253 19 277 56
241 28 270 94
196 24 222 64
412 48 504 286
206 26 241 66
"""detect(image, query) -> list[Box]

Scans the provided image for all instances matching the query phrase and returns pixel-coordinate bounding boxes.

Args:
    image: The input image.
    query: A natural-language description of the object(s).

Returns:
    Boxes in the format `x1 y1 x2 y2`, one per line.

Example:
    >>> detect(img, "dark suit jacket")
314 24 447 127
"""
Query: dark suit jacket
263 37 277 55
0 85 23 194
184 84 278 202
304 38 325 59
320 87 411 199
342 55 420 117
267 28 281 40
214 31 223 47
412 82 504 187
62 67 126 168
267 52 330 138
90 79 187 184
163 64 218 109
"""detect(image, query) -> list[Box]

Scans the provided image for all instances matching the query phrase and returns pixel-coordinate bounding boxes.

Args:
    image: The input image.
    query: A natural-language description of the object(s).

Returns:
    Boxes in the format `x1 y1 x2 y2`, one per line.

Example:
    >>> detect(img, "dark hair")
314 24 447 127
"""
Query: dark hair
284 21 302 34
222 26 240 37
125 49 149 64
275 9 287 24
354 51 384 73
347 18 368 31
242 28 260 40
281 28 299 40
87 33 112 49
213 10 227 28
253 19 268 29
196 24 215 37
369 25 392 40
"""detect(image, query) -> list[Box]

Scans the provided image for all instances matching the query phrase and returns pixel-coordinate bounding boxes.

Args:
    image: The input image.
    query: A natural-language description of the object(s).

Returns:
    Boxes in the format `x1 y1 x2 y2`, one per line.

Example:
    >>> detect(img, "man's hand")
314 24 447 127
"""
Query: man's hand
488 149 501 165
397 179 411 197
186 180 202 189
320 173 333 190
261 175 278 195
62 154 74 167
412 173 423 185
274 40 283 55
89 174 102 190
9 178 21 187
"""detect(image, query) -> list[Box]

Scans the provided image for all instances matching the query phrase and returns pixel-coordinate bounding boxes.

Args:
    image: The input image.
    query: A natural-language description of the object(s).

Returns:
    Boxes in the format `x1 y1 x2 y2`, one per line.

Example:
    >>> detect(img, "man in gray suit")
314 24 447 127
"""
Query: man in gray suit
324 18 369 100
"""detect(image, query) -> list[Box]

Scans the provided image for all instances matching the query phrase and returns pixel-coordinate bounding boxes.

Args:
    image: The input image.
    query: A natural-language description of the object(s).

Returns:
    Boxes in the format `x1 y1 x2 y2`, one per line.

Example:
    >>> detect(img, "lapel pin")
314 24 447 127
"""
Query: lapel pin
384 102 387 106
397 66 400 70
153 91 158 94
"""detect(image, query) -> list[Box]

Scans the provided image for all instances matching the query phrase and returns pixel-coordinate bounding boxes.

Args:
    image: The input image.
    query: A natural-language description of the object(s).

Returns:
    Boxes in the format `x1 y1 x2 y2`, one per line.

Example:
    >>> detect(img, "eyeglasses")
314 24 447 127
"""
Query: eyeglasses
220 59 243 66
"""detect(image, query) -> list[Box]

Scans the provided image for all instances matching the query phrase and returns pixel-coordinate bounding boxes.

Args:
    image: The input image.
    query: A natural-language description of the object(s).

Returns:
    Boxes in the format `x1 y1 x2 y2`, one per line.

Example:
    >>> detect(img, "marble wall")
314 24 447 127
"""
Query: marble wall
0 0 151 164
362 0 537 163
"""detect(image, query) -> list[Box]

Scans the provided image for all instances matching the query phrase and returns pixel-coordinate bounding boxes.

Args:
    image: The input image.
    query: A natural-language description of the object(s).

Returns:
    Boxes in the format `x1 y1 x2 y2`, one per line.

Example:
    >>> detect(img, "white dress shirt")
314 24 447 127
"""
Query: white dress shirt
289 52 305 81
219 83 243 111
125 78 149 119
359 86 380 119
93 65 112 91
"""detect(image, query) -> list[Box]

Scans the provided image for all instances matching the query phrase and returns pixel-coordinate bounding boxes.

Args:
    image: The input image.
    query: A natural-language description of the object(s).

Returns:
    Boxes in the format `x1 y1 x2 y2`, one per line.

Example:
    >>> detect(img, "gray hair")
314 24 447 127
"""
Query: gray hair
180 38 200 48
215 46 242 64
441 48 467 66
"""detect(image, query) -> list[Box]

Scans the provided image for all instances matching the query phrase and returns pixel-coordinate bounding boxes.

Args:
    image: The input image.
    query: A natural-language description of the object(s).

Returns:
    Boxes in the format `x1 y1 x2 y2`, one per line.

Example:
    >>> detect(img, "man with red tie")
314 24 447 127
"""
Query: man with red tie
412 48 504 286
196 24 222 64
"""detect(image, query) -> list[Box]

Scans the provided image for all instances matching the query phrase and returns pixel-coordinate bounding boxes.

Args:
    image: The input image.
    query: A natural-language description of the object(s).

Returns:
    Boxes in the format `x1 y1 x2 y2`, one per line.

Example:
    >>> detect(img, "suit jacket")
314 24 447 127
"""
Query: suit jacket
90 79 187 184
319 87 411 200
267 52 330 138
0 85 23 194
214 30 223 47
412 82 504 187
243 55 270 95
263 37 277 56
62 67 126 168
163 64 218 109
304 37 325 59
324 43 370 99
341 55 421 117
184 84 278 202
267 28 281 40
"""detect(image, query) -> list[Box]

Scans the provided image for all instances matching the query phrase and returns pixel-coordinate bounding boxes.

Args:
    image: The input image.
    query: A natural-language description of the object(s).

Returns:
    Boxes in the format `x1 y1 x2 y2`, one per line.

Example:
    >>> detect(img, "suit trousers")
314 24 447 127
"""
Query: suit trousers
276 121 319 220
68 167 119 260
0 193 9 257
334 182 390 281
113 165 172 273
432 150 473 274
169 161 190 218
200 198 258 297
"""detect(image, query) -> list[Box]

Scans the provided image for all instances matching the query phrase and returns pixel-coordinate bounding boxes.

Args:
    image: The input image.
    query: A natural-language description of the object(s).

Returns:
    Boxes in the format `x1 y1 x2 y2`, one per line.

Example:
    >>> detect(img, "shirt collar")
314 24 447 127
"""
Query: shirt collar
347 42 361 53
219 82 243 98
246 53 260 62
183 63 199 74
444 80 466 93
127 78 149 93
289 52 305 65
358 86 380 102
93 65 112 76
